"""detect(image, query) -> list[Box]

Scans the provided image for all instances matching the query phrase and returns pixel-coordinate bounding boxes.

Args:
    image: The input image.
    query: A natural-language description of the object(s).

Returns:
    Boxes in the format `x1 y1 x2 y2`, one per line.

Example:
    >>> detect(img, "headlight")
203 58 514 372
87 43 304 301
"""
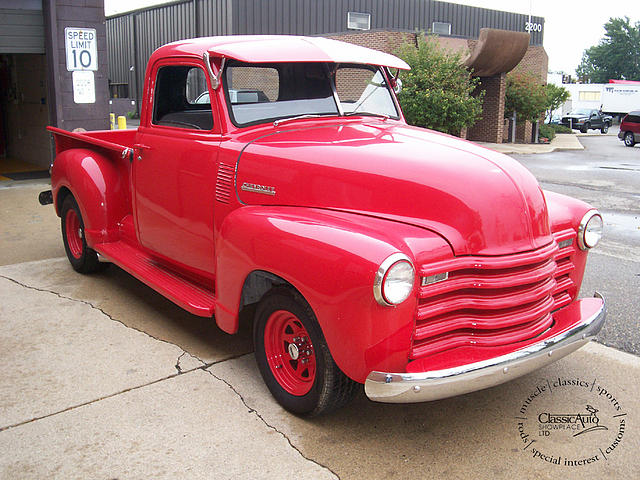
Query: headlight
374 253 415 306
578 210 603 250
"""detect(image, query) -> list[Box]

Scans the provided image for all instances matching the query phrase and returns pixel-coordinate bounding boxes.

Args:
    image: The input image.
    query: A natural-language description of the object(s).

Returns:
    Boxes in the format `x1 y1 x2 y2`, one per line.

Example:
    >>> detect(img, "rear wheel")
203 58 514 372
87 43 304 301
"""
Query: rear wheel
601 123 609 134
624 131 636 147
61 196 106 273
253 287 359 416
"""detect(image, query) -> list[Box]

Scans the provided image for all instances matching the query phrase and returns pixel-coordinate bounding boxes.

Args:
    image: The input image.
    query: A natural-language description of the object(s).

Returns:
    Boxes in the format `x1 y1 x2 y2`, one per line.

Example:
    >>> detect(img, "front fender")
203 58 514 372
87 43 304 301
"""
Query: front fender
215 206 452 382
544 190 596 297
51 148 130 246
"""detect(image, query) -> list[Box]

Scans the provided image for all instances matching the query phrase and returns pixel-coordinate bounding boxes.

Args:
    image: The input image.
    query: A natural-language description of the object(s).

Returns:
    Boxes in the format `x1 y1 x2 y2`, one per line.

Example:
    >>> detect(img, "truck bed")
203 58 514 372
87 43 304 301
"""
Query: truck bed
47 127 137 157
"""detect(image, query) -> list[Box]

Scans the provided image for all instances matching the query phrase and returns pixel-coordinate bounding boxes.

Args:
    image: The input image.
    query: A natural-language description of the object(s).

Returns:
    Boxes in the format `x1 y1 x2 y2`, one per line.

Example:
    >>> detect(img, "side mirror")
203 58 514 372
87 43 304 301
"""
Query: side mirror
394 78 403 94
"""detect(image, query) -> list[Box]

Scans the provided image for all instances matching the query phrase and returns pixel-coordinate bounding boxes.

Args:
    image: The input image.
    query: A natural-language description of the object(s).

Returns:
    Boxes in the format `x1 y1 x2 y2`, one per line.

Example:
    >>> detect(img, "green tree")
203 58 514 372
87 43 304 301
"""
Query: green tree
396 35 483 134
504 73 547 123
576 17 640 83
544 83 570 122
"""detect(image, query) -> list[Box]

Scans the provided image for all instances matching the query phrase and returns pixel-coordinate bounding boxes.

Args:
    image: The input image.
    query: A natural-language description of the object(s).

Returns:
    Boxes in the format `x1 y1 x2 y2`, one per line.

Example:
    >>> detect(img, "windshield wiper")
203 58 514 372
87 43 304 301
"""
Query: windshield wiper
273 114 338 127
343 112 389 120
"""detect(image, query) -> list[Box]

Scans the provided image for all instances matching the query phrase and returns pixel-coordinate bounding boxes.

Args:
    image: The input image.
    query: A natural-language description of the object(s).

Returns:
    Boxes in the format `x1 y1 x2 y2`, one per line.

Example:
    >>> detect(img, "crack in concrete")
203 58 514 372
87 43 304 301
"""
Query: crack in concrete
0 273 208 367
204 368 340 479
0 368 204 433
175 352 187 373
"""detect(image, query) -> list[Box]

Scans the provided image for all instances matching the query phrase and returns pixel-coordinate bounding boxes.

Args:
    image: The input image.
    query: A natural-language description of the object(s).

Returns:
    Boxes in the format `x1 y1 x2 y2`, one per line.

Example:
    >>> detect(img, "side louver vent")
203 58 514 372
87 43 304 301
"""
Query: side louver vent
215 162 236 203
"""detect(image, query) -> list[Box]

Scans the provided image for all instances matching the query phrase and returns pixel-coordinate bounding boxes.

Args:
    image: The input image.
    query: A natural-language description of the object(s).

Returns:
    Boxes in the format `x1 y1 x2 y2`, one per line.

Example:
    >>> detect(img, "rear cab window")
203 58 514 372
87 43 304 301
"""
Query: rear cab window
152 65 214 130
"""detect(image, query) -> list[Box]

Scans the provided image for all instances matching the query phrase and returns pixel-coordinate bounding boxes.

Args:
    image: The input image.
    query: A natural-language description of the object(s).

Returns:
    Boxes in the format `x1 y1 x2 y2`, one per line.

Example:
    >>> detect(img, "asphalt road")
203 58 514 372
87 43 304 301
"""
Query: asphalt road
512 129 640 356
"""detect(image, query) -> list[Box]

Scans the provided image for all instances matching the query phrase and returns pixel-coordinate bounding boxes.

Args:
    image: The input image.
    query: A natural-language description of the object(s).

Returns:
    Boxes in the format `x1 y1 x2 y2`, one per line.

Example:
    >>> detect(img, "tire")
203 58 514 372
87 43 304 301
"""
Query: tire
253 287 359 416
624 131 636 147
601 123 609 134
580 123 589 133
61 196 106 273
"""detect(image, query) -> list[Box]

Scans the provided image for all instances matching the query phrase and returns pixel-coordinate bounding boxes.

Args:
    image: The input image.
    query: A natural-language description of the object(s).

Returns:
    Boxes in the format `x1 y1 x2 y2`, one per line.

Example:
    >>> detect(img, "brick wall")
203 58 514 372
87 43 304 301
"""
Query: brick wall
324 30 416 56
510 46 548 83
515 119 533 143
44 0 109 132
467 73 506 143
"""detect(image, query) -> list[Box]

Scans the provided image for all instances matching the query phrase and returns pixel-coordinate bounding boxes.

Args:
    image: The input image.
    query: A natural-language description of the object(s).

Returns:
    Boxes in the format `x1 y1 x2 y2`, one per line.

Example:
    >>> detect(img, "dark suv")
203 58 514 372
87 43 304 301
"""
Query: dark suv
618 111 640 147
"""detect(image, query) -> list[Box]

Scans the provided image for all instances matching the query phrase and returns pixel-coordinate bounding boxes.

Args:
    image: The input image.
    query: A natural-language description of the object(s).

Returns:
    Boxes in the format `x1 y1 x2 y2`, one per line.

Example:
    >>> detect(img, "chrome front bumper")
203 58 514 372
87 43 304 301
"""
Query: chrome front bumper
365 293 606 403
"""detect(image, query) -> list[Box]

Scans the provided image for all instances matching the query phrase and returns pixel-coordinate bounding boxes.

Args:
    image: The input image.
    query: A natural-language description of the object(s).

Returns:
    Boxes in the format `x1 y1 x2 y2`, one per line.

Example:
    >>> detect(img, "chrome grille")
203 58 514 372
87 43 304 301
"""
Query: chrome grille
412 235 577 360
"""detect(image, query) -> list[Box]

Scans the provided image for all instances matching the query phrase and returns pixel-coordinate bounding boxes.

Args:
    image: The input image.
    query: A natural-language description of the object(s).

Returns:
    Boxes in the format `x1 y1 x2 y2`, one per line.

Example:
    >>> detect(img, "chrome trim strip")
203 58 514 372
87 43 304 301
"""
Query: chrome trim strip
365 292 606 403
577 209 601 251
373 253 414 307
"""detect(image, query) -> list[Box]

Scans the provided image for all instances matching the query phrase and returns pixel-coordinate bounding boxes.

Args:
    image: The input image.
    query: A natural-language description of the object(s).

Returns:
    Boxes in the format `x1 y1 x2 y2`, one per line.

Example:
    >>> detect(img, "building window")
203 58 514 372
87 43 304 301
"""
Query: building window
432 22 452 35
347 12 371 30
579 91 601 101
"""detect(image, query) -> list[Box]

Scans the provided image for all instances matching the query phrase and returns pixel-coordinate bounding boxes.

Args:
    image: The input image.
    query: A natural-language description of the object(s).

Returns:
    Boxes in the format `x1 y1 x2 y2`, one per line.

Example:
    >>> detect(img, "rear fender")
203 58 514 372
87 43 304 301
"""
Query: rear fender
52 148 130 246
215 206 452 382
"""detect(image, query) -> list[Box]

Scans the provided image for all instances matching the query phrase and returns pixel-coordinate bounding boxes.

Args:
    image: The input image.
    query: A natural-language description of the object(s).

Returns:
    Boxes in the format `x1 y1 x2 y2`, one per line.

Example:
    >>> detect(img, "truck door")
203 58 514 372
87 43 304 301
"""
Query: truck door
133 61 221 275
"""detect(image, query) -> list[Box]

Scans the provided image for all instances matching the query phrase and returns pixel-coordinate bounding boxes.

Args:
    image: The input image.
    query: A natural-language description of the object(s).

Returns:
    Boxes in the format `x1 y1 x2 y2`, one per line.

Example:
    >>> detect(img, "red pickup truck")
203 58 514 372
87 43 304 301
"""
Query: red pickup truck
41 36 606 416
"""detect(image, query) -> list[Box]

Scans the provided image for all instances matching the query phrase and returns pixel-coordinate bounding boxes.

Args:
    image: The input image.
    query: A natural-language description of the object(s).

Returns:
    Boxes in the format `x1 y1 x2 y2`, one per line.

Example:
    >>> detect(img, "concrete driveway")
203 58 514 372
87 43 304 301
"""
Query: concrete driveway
1 181 639 479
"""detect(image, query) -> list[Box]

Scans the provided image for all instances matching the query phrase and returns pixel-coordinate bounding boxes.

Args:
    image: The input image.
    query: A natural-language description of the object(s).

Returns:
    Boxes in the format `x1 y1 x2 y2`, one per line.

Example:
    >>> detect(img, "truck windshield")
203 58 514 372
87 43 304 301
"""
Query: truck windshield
569 109 592 116
223 61 398 127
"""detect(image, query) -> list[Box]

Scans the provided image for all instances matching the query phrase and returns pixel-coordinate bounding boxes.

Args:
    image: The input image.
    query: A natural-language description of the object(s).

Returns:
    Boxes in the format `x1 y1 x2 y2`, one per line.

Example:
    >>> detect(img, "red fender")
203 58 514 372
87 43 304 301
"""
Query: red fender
51 148 131 246
215 206 453 382
544 190 594 298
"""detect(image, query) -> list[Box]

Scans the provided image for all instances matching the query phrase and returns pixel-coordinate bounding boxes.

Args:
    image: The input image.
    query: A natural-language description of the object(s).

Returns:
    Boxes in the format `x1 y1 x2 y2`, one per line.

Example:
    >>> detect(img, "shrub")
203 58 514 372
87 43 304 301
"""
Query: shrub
550 124 572 134
396 35 484 135
505 73 547 123
538 124 556 141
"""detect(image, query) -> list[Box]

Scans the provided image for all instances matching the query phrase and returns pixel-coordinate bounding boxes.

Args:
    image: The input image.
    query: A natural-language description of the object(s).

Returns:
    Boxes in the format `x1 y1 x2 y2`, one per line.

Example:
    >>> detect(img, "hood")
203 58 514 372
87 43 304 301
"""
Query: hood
563 114 588 120
235 122 552 256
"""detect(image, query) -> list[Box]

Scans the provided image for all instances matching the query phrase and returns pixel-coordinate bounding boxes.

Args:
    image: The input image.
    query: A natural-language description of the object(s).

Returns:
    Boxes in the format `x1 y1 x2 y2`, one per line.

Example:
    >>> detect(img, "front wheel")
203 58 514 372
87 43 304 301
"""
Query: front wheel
61 196 106 273
253 288 359 416
580 123 589 133
601 123 609 134
624 131 636 147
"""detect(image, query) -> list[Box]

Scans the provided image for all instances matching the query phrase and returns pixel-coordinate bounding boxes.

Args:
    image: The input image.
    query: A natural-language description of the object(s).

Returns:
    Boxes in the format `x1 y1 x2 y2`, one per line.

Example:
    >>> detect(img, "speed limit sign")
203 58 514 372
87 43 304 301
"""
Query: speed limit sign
65 27 98 71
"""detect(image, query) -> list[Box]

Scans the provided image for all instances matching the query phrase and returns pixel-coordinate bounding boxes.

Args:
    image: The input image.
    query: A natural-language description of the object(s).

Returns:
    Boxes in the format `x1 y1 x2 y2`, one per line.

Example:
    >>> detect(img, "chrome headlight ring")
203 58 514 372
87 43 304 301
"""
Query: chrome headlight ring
577 210 603 251
374 253 415 307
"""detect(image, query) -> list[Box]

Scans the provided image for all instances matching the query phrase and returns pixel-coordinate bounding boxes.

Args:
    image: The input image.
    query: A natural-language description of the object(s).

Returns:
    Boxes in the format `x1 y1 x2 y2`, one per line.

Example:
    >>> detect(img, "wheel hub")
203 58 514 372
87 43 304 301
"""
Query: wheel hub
288 343 300 360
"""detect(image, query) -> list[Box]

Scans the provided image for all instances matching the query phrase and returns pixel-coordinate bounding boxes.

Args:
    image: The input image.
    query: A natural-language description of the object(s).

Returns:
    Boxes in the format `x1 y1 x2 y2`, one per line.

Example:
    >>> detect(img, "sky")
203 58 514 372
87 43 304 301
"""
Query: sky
104 0 640 75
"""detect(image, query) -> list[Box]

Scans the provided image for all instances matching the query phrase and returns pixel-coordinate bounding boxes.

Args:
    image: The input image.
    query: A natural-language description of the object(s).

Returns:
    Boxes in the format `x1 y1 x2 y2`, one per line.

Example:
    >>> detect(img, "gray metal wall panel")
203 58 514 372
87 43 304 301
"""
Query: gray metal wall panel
106 0 545 104
0 8 44 54
106 15 132 85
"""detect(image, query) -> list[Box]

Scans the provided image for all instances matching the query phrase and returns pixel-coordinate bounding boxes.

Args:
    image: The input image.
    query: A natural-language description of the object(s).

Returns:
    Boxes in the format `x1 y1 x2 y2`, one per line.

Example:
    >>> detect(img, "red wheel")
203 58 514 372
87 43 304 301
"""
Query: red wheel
60 195 106 273
254 288 359 416
64 207 84 259
263 310 316 396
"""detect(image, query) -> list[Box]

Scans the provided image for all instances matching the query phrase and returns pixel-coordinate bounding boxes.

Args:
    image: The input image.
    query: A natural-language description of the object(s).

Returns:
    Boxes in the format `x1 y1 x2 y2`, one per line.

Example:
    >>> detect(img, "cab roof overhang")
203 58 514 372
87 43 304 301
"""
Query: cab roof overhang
156 35 410 70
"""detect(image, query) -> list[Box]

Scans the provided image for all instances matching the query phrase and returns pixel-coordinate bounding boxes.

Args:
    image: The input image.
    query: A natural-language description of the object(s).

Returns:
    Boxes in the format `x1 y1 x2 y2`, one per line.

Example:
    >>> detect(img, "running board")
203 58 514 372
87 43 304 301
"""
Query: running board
94 241 216 317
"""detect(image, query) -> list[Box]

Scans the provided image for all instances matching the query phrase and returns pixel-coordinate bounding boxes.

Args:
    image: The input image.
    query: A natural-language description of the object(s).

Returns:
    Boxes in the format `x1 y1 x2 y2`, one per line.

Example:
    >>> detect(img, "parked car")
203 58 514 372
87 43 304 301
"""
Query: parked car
618 110 640 147
561 108 612 133
40 36 606 416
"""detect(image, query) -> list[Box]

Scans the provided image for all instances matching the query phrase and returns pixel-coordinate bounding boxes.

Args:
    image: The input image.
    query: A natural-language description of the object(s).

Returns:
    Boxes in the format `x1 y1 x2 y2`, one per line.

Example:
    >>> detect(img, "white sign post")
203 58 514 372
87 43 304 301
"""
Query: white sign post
65 27 97 104
72 71 96 104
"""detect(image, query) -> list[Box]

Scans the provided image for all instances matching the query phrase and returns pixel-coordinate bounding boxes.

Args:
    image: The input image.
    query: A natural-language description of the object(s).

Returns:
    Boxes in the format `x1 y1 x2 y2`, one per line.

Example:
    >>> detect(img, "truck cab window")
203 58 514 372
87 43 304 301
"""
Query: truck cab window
152 65 213 130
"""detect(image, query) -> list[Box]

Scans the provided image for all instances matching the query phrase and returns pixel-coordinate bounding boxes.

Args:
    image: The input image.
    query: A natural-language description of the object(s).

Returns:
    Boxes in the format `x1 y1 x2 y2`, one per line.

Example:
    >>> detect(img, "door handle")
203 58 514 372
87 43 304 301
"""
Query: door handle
133 144 151 161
